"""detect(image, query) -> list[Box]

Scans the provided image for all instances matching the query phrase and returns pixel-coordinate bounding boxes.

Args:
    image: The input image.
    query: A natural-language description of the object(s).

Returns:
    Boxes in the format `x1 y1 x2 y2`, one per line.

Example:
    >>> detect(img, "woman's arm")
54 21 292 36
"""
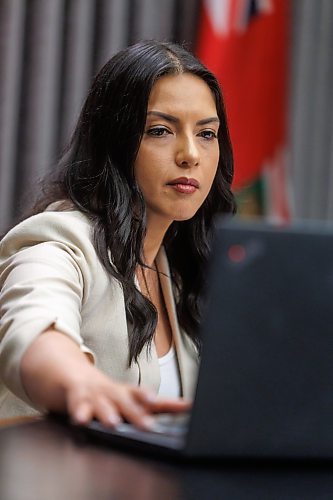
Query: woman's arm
20 328 190 429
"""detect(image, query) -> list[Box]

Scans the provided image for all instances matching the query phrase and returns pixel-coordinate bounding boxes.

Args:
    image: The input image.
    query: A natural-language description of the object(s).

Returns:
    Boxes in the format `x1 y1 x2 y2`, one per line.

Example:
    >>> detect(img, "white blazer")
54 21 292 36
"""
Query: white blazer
0 208 199 417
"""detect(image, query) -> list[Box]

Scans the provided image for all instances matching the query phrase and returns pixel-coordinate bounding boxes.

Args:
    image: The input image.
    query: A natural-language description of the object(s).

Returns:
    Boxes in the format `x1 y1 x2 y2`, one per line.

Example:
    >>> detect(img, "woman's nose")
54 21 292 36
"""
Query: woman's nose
175 136 199 168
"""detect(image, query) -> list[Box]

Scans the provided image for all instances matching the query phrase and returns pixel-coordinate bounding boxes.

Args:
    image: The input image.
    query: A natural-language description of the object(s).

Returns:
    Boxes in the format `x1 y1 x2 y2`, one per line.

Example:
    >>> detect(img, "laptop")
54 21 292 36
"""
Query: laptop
77 218 333 459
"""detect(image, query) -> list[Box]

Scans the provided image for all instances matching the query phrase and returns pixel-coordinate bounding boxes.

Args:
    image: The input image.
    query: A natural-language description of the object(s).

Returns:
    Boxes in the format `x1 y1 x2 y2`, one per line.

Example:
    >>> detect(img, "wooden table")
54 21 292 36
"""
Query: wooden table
1 418 333 500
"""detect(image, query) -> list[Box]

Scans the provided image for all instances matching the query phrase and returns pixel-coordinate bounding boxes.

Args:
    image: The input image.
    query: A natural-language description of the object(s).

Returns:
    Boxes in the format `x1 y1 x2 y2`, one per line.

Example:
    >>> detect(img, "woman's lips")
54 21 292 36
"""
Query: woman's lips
167 177 199 194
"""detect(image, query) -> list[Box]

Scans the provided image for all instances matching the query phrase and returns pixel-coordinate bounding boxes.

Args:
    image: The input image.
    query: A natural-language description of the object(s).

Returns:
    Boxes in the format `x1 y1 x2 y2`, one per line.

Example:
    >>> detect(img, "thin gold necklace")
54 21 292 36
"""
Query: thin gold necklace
140 263 157 301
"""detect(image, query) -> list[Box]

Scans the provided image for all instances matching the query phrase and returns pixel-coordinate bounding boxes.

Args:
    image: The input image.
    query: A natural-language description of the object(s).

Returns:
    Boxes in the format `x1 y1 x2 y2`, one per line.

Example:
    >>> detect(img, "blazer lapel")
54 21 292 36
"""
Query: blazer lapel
134 273 161 393
156 247 198 399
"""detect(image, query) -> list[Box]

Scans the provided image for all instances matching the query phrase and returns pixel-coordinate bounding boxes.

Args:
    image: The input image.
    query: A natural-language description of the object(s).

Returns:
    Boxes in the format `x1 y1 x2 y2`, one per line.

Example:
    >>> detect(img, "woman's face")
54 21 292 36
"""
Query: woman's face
134 73 220 228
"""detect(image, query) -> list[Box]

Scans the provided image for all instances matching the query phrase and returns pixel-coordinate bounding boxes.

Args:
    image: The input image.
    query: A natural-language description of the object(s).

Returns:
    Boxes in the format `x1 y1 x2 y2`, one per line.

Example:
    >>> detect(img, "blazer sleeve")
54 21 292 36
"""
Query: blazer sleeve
0 210 96 405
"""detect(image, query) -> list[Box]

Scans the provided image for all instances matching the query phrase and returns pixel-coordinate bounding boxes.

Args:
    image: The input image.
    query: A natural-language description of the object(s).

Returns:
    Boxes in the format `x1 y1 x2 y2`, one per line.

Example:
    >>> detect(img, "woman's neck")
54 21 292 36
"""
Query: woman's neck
143 214 171 266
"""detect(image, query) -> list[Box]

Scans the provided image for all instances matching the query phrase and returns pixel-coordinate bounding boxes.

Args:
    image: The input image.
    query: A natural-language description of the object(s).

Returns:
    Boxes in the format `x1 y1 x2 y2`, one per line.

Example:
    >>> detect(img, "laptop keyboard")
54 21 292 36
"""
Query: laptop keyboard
115 413 189 438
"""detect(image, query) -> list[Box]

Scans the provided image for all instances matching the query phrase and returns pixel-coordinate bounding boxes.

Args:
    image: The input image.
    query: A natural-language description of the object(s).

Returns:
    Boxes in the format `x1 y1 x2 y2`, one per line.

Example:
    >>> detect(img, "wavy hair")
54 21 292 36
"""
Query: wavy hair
31 40 236 365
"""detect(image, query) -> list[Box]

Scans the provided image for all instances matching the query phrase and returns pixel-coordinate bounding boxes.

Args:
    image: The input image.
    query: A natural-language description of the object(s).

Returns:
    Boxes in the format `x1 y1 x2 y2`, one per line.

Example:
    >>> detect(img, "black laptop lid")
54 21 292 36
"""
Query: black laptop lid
185 219 333 458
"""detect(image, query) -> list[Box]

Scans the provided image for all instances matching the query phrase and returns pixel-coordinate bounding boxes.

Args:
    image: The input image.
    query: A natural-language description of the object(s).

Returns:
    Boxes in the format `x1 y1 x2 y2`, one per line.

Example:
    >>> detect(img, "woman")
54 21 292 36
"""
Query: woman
0 40 235 429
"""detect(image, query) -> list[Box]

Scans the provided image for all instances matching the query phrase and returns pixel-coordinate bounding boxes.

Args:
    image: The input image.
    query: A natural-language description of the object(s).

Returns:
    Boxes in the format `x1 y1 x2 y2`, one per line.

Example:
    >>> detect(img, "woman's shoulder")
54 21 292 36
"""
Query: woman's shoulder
1 204 95 261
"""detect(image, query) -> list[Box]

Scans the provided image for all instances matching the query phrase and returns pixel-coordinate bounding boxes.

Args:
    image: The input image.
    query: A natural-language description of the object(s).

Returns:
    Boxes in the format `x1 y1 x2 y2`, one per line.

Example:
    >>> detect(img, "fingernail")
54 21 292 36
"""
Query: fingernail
142 416 155 429
73 408 88 424
108 415 121 426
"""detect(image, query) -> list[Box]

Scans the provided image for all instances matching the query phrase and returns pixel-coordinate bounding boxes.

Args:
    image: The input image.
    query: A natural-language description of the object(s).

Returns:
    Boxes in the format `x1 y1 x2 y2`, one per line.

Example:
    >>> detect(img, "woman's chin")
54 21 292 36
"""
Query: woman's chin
172 209 199 222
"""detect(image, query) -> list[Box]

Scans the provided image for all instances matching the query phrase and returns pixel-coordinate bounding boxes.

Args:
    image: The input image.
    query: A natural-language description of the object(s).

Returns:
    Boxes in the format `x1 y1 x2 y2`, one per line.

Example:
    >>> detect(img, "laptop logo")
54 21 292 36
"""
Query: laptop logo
228 244 246 263
227 239 265 266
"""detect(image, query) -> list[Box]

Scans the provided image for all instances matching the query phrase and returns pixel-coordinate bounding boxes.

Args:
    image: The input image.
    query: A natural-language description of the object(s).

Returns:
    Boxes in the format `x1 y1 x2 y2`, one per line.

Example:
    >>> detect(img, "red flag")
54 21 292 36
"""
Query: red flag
197 0 290 219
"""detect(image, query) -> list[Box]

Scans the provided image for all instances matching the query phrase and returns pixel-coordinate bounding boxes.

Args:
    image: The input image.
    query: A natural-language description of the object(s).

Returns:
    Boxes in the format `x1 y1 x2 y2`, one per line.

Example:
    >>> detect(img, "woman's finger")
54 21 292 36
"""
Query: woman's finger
115 391 155 430
94 396 122 428
67 384 96 424
132 386 157 405
148 397 192 414
70 400 94 425
127 386 192 418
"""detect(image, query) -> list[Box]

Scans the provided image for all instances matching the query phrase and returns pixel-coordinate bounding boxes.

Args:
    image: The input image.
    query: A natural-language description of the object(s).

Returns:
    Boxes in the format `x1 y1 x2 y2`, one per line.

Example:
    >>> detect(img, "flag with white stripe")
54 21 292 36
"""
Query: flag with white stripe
197 0 291 220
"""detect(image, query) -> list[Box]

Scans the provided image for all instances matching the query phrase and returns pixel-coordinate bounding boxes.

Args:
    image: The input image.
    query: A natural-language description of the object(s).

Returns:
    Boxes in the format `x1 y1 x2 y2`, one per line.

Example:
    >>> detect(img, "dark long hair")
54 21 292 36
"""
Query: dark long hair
31 40 236 365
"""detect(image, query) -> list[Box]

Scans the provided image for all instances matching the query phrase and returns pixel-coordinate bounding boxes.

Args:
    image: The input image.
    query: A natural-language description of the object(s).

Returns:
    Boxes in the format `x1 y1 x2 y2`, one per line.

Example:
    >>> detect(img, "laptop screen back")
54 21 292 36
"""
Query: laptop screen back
185 219 333 458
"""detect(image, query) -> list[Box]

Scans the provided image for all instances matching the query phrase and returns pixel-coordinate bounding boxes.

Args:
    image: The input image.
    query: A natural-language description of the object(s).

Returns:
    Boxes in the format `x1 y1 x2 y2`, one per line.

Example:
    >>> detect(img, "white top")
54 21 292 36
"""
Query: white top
158 346 181 398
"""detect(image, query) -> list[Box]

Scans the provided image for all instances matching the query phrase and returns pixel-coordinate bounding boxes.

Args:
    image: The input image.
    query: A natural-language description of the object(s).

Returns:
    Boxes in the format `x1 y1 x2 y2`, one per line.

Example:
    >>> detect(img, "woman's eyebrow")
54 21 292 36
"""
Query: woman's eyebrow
147 111 220 126
196 117 220 126
146 111 178 123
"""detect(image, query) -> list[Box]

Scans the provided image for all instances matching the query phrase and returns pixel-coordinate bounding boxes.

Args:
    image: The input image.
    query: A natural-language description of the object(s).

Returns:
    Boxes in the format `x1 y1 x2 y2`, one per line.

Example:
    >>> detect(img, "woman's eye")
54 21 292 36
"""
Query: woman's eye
199 130 218 140
146 127 170 137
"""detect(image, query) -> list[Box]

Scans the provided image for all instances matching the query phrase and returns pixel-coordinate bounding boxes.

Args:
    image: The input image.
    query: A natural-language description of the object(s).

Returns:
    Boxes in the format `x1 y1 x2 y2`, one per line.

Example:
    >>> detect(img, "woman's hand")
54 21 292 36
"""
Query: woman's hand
67 369 190 429
21 329 191 430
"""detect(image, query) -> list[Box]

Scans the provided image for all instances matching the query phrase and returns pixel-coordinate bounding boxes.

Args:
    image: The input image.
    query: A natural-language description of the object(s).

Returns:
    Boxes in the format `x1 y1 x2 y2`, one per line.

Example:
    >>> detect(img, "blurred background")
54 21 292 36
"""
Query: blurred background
1 0 333 232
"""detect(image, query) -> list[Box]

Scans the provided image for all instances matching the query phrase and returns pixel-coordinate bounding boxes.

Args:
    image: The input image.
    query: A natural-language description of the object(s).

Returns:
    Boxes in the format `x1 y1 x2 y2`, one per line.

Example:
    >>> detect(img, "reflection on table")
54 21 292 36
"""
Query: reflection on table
1 418 333 500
